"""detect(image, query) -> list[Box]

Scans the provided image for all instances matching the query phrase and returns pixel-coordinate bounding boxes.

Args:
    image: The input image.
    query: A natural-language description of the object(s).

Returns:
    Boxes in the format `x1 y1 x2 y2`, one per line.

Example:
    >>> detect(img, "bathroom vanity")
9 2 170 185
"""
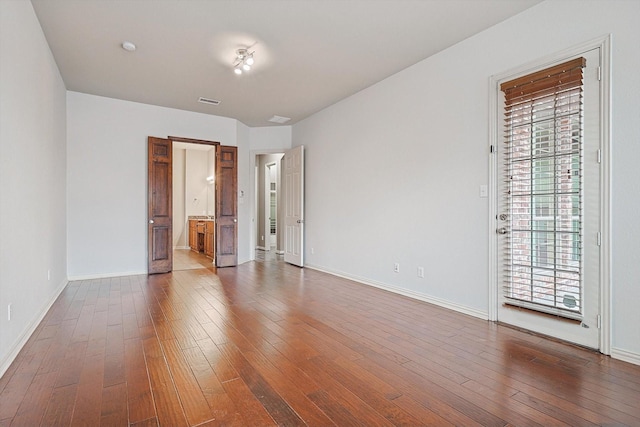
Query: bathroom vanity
188 216 215 259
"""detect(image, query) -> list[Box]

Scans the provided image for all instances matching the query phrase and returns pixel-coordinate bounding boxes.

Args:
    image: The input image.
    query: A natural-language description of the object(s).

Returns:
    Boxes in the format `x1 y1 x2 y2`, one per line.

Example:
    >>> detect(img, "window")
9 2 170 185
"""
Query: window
500 57 585 316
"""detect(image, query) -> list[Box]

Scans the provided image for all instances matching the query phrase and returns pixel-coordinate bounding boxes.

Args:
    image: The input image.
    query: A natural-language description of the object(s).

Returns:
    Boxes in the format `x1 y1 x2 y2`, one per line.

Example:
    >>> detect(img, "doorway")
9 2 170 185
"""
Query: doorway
148 136 238 273
256 153 284 254
172 141 216 270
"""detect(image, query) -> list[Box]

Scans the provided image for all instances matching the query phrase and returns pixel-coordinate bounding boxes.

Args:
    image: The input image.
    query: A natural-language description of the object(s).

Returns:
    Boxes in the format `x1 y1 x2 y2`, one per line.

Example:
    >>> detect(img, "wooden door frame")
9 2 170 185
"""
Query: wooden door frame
168 136 219 146
148 136 222 273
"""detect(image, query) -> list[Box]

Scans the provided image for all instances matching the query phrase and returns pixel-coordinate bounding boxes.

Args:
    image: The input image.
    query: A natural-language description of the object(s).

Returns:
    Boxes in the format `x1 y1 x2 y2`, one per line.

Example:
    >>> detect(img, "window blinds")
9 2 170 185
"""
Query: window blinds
500 57 586 319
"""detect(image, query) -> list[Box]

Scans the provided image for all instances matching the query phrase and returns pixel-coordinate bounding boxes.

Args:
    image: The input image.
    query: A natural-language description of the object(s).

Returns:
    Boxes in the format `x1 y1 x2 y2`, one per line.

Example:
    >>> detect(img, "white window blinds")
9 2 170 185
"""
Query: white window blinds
500 57 586 319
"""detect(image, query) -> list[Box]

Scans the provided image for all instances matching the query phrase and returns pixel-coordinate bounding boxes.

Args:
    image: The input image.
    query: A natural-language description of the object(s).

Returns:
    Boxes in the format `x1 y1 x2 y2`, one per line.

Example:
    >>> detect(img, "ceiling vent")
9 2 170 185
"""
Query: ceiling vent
198 97 221 106
268 115 291 124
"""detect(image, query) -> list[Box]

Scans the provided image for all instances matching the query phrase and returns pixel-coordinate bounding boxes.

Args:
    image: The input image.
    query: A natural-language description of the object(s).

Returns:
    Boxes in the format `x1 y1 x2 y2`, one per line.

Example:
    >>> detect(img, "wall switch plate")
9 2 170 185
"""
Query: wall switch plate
417 267 425 278
8 304 11 321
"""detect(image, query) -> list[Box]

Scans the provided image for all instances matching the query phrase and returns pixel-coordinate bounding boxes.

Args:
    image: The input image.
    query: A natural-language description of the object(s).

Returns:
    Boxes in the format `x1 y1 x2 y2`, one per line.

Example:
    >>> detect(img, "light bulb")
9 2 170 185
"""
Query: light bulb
243 63 251 71
234 67 242 75
245 56 254 66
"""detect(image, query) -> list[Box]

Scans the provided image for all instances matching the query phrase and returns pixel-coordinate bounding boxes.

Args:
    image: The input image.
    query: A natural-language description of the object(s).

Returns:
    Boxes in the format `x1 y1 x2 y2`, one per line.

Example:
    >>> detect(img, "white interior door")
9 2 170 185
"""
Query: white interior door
283 146 304 267
496 48 601 349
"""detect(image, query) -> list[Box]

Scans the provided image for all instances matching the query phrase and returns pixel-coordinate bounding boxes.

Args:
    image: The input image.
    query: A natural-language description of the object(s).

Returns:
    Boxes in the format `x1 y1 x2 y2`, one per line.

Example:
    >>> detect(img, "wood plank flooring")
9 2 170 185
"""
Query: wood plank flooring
1 251 639 426
173 249 214 271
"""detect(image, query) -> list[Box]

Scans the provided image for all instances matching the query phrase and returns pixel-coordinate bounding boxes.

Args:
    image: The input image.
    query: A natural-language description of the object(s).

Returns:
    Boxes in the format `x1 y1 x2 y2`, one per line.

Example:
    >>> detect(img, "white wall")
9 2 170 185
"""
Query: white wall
293 0 640 361
172 147 186 247
237 122 252 263
249 126 292 151
67 92 241 278
66 94 291 276
0 1 68 375
185 150 210 217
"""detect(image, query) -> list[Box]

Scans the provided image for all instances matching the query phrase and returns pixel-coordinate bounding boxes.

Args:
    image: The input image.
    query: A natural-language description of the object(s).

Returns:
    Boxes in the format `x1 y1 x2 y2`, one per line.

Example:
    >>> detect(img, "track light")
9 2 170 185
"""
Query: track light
233 48 254 75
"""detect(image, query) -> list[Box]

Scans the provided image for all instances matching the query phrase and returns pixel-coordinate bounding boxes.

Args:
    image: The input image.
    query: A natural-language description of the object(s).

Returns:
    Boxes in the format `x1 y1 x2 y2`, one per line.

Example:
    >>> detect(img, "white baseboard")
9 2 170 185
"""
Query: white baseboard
67 270 147 281
173 246 190 250
256 246 267 251
305 263 488 321
611 347 640 366
0 278 68 378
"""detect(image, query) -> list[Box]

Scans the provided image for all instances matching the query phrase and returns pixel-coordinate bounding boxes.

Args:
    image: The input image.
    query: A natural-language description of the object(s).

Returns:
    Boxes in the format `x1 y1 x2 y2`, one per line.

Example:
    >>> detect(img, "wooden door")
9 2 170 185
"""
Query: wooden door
148 137 172 274
215 145 238 267
283 146 304 267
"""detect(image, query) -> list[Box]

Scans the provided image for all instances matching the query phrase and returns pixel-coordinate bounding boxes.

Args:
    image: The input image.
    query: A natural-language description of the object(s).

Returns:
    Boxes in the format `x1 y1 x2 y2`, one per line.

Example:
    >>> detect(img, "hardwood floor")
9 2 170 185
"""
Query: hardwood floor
173 249 215 272
1 255 639 426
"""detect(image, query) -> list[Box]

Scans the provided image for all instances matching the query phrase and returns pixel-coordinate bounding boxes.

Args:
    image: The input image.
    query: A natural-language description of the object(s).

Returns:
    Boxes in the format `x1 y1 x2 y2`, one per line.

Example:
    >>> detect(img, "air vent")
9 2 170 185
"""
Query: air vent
268 115 291 124
198 97 221 106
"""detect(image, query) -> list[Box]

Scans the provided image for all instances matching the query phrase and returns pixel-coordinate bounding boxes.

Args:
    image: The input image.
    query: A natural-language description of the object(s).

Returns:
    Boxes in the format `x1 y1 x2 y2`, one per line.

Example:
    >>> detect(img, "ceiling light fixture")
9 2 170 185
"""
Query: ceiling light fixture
233 48 254 75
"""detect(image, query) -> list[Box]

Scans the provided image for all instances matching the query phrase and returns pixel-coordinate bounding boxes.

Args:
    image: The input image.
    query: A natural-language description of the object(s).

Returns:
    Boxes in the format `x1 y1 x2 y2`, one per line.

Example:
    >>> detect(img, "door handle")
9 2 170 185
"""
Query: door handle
497 227 508 234
149 219 154 224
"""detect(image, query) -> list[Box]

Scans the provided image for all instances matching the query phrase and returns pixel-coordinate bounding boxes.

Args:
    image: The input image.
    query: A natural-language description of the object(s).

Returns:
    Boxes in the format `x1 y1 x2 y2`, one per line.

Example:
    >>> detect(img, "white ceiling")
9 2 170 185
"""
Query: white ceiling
31 0 541 127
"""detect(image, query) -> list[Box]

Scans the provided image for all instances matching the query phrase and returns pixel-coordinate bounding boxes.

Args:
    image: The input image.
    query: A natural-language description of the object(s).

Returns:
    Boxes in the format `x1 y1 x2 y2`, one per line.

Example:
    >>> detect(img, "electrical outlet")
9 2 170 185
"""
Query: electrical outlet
311 247 315 254
48 269 51 281
394 263 400 273
417 267 425 278
8 304 11 321
261 235 264 241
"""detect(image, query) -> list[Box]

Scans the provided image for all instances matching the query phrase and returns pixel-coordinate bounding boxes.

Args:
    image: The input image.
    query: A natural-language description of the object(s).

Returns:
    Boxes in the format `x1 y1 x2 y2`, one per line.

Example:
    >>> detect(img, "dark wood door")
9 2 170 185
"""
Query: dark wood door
215 145 238 267
148 137 172 274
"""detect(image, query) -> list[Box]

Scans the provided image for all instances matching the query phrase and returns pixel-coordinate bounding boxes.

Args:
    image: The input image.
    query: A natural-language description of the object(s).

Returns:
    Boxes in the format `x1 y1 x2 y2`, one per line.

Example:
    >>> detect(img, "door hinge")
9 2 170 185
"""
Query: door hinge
597 314 602 329
490 145 495 154
597 66 602 81
597 149 602 164
597 232 602 246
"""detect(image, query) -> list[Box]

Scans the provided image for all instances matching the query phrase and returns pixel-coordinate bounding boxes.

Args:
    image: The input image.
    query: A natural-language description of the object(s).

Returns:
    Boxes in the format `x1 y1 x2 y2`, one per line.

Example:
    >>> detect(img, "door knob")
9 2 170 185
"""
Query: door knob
149 219 154 224
233 218 237 223
497 227 508 234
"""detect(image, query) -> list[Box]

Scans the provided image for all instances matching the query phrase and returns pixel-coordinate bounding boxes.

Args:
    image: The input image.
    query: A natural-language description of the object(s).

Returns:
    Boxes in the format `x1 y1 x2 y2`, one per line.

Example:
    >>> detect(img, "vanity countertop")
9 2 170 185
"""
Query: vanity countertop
188 216 214 221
